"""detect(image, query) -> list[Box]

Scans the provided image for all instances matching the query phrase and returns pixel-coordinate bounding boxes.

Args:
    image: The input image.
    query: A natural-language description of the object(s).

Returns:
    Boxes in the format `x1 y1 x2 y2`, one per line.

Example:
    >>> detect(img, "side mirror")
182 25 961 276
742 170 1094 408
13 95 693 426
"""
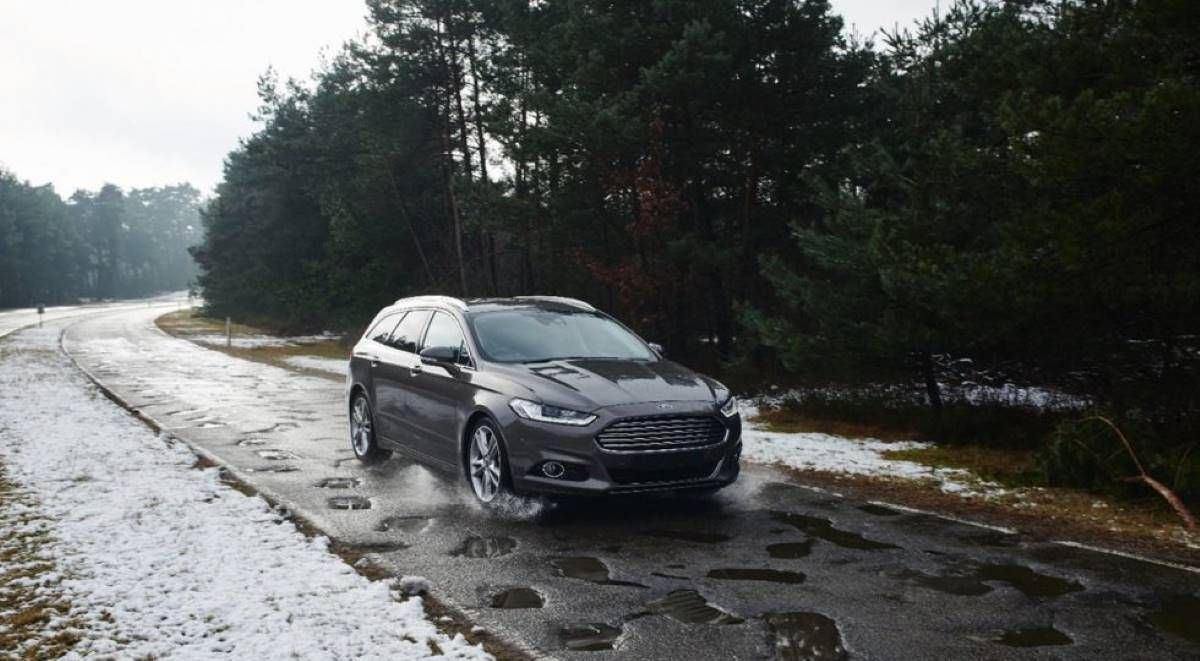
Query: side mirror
648 342 665 357
419 345 459 366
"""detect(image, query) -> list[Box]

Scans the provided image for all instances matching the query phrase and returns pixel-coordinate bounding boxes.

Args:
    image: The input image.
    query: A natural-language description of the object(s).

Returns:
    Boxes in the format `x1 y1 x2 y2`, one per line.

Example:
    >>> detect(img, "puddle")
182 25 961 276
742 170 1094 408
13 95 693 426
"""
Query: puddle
376 516 433 534
343 542 408 554
559 623 622 651
256 449 299 461
771 511 898 551
490 587 544 608
858 503 901 517
1145 594 1200 643
995 626 1073 647
651 572 689 580
975 564 1082 599
707 568 805 584
767 612 847 660
643 529 731 544
236 438 269 447
767 541 814 559
644 590 743 625
452 536 517 558
900 564 1080 599
552 557 646 588
328 496 372 510
246 465 300 473
901 570 993 597
315 477 360 489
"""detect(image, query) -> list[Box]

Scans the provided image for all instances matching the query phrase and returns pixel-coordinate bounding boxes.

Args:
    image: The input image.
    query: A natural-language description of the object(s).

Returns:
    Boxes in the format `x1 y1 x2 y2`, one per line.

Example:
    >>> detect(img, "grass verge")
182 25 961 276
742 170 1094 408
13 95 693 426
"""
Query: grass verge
0 464 83 657
156 309 348 379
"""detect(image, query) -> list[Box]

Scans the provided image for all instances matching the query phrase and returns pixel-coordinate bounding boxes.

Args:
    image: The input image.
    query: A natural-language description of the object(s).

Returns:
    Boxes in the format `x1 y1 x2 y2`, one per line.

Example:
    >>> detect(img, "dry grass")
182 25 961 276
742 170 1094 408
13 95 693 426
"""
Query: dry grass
882 445 1041 488
156 310 348 378
756 406 919 441
0 465 84 657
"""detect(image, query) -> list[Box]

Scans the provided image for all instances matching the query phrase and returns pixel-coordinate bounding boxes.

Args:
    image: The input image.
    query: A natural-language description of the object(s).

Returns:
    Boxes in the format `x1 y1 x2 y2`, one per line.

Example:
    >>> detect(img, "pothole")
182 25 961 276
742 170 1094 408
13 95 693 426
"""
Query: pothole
707 568 806 584
898 569 993 597
857 503 901 517
490 587 544 609
767 541 814 559
256 449 299 461
315 477 360 489
642 529 731 544
975 563 1083 599
376 516 433 534
1146 594 1200 643
770 511 898 551
766 612 847 660
328 496 372 511
552 557 646 588
994 626 1073 647
452 536 517 558
236 438 269 447
246 465 300 473
559 623 622 651
644 590 742 625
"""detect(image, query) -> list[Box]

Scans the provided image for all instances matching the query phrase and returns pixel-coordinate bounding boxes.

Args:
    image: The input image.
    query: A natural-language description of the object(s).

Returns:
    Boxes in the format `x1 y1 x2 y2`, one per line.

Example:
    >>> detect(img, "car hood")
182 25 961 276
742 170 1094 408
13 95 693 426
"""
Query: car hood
494 358 727 411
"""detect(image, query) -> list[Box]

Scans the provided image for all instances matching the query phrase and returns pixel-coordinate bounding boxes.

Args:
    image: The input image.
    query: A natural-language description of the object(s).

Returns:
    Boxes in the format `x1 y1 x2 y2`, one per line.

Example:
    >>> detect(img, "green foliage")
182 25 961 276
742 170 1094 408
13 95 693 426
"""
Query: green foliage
0 171 200 307
1040 414 1200 501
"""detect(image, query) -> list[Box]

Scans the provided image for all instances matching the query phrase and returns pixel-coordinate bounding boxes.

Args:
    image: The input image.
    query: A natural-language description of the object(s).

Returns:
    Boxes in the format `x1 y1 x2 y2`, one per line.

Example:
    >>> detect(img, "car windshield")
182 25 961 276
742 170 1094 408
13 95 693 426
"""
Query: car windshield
469 308 656 363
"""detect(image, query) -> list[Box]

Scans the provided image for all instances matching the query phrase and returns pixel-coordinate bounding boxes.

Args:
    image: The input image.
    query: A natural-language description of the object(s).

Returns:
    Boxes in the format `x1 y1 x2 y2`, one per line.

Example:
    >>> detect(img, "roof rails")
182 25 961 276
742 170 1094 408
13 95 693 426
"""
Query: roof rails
513 295 596 312
393 295 468 310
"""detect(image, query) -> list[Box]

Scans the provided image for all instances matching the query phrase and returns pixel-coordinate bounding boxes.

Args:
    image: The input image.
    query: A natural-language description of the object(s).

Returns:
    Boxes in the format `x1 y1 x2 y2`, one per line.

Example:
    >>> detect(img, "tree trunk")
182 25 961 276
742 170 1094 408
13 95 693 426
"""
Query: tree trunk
922 351 944 427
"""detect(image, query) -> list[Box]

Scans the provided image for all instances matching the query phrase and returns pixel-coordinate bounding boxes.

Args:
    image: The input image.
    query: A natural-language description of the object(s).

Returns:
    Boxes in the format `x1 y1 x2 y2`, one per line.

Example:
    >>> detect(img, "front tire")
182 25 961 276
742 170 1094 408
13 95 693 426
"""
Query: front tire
350 393 391 464
466 419 510 505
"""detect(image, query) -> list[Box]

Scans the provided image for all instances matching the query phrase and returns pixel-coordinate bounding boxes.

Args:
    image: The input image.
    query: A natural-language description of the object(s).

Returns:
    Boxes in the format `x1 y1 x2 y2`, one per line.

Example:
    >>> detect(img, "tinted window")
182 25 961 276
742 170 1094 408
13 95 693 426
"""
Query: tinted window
390 309 431 353
368 312 404 345
422 312 471 365
469 309 655 363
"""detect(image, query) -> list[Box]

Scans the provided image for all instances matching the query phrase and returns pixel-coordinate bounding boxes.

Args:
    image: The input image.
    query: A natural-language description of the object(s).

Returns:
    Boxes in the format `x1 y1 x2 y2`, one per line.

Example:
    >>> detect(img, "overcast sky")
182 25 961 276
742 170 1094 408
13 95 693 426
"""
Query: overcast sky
0 1 938 196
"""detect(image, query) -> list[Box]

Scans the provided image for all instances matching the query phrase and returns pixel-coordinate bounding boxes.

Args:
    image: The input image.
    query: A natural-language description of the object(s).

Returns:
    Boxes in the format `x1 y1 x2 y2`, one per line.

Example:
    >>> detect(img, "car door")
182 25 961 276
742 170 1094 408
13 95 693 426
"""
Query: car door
373 309 431 449
355 311 404 439
406 310 476 466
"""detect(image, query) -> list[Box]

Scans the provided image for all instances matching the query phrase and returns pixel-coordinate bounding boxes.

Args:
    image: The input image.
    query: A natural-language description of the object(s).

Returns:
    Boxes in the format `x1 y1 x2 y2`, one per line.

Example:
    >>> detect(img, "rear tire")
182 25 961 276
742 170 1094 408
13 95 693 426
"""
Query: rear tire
350 393 391 464
465 419 511 505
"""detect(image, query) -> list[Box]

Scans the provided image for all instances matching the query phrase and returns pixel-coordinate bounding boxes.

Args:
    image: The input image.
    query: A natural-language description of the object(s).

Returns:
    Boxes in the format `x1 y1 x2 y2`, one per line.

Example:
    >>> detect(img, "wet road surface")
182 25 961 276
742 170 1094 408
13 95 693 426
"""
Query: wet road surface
53 305 1200 659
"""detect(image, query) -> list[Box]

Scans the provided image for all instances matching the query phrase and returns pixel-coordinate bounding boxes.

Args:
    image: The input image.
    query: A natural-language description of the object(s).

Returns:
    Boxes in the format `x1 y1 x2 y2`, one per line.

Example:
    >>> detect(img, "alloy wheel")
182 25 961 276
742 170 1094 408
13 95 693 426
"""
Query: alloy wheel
351 396 372 457
469 424 503 503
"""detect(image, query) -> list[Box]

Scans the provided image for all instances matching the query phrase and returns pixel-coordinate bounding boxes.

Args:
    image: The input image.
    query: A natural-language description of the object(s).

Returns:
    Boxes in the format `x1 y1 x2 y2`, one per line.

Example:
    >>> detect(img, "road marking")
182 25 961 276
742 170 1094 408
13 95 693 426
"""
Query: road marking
1052 540 1200 575
867 500 1019 534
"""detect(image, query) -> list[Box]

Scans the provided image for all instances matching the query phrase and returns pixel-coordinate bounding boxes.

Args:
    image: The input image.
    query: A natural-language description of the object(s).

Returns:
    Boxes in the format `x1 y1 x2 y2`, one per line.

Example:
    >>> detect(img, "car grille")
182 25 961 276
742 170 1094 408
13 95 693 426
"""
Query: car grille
607 461 720 485
595 415 726 453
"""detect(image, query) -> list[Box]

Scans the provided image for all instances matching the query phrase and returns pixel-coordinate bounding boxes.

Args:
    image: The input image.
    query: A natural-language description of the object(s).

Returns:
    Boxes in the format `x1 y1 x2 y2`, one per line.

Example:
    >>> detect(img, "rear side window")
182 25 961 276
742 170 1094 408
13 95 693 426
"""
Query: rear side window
422 312 471 365
390 310 431 353
367 312 404 345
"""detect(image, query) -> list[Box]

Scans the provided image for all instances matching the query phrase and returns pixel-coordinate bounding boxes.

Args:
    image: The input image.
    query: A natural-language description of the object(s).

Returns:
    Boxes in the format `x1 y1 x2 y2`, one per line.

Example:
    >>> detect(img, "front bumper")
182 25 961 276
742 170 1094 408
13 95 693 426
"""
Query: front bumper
500 400 742 496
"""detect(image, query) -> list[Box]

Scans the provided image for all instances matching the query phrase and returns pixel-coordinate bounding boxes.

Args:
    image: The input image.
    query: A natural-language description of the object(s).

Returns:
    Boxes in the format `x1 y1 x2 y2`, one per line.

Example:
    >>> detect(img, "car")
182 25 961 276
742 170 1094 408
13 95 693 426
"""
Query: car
346 295 741 505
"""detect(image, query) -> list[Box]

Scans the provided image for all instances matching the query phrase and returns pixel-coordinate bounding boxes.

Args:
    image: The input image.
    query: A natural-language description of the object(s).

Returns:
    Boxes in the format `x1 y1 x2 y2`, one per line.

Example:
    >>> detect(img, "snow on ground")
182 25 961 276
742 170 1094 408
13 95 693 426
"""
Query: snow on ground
738 400 1002 496
0 325 488 660
189 332 340 349
285 355 349 376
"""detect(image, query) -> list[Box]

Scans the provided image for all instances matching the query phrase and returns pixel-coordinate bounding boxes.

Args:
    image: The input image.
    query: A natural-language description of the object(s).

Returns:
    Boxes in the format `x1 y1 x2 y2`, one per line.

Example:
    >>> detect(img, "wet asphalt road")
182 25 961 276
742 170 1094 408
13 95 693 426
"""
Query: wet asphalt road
46 304 1200 659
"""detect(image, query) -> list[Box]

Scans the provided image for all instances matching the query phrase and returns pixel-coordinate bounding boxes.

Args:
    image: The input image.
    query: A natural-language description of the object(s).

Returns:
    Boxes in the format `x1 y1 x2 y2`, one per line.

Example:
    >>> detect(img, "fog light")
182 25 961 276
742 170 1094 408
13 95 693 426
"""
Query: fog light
541 461 566 479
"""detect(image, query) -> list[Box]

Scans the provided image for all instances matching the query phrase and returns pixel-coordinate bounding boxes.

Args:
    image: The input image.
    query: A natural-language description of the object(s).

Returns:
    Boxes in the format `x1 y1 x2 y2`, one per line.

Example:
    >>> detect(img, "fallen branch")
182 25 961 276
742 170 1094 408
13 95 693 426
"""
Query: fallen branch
1087 416 1196 531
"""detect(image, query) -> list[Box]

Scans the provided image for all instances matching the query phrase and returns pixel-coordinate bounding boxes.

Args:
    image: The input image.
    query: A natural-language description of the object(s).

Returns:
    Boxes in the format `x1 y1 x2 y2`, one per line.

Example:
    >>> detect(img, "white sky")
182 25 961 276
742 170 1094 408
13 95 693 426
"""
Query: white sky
0 1 938 197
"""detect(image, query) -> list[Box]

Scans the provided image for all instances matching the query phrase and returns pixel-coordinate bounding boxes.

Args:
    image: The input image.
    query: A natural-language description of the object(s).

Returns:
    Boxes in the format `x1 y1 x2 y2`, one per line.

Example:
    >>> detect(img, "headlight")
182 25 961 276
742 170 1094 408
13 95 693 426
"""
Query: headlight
509 398 597 426
719 395 738 418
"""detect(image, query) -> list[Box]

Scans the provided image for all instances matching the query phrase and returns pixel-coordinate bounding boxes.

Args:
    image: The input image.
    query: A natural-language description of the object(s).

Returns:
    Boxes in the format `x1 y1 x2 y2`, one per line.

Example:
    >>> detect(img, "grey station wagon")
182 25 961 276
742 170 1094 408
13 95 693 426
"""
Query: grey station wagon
346 295 741 505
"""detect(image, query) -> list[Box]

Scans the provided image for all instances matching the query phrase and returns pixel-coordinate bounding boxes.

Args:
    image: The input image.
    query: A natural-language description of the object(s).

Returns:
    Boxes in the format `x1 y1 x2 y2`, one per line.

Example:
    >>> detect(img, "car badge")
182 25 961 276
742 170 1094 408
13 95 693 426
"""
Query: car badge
656 403 672 410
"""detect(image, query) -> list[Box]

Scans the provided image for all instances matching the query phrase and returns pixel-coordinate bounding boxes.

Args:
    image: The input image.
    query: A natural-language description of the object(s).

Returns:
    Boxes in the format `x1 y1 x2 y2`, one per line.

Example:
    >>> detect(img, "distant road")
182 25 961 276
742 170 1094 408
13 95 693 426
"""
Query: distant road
0 294 187 339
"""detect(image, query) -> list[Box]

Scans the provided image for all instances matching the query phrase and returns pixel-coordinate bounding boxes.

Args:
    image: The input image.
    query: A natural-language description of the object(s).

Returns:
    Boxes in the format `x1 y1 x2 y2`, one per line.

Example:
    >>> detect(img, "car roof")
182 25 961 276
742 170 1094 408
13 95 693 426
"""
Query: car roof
389 295 597 315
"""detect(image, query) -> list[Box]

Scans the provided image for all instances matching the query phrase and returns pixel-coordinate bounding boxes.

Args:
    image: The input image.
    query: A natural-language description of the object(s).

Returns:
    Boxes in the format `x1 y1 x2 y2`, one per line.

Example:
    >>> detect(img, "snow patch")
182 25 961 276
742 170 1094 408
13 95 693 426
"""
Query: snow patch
0 325 489 659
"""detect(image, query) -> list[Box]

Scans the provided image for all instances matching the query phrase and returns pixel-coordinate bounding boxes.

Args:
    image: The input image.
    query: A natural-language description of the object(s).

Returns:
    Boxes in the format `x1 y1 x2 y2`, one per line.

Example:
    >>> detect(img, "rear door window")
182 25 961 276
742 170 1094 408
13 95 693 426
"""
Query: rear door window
368 312 404 345
389 309 432 353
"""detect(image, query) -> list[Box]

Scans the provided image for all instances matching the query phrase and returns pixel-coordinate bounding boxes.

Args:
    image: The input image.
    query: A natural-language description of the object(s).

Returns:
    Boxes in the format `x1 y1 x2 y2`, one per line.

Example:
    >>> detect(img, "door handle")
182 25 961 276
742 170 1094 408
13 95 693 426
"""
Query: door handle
410 364 423 376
